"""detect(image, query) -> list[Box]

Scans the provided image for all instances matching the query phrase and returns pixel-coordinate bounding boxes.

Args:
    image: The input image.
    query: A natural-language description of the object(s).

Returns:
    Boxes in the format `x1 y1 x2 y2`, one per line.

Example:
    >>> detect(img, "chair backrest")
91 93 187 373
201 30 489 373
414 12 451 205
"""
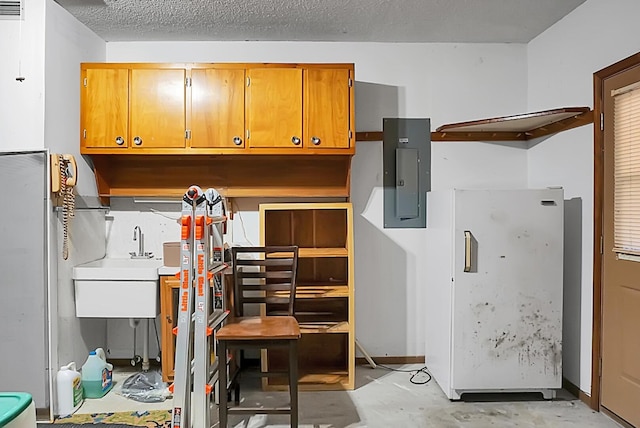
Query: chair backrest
231 246 298 318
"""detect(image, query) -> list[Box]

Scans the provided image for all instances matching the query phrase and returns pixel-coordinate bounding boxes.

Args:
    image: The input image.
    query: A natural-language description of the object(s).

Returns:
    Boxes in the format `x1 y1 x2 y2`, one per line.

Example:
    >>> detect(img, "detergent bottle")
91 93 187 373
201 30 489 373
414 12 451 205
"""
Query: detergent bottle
55 362 83 416
81 348 113 398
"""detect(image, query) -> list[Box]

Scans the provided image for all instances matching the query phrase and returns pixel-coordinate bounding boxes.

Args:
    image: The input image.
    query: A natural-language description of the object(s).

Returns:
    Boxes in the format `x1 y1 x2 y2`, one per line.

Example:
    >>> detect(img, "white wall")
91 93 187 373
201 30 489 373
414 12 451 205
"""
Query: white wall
45 0 105 197
0 0 45 150
44 0 106 387
105 41 529 358
527 0 640 393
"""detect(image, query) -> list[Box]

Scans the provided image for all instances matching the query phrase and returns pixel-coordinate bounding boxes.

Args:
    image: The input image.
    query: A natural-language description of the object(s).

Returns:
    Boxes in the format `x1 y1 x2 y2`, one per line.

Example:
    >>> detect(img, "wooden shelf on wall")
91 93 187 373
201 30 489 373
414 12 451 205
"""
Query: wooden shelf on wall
355 107 593 143
88 154 352 205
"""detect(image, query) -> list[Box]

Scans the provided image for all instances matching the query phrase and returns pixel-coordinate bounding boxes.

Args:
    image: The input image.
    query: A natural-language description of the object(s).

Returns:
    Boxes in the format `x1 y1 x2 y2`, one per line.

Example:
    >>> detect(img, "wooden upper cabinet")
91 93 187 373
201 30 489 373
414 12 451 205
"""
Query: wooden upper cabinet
82 68 129 149
81 65 187 151
305 68 351 149
247 68 303 149
191 67 245 148
80 63 354 156
130 68 186 149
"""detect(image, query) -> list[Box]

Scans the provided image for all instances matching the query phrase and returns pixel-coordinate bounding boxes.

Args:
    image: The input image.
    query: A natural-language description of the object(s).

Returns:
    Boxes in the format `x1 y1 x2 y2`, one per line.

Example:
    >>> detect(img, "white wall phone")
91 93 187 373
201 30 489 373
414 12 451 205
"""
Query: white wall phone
51 154 77 260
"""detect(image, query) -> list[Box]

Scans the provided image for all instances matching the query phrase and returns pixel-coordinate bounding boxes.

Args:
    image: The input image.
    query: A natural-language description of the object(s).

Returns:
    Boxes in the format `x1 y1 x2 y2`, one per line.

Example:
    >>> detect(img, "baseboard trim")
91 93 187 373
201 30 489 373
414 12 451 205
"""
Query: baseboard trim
109 358 162 368
601 406 635 428
356 356 425 366
562 377 590 406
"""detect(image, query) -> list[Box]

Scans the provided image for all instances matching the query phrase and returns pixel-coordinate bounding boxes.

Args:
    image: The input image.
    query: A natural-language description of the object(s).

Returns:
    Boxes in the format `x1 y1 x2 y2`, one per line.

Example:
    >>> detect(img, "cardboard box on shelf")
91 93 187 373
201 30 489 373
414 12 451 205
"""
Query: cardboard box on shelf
163 242 180 267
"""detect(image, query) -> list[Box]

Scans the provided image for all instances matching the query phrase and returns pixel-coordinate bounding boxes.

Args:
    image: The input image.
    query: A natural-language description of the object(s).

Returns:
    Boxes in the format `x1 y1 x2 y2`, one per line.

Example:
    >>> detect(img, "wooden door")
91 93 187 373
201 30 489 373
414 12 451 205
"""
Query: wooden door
247 68 302 149
130 68 186 149
304 68 351 149
191 68 245 148
82 68 128 149
601 62 640 427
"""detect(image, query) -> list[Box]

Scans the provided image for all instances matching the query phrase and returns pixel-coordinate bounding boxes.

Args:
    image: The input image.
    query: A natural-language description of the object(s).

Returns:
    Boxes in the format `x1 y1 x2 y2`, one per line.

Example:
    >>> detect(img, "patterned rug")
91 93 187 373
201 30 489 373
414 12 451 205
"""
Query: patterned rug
51 410 172 427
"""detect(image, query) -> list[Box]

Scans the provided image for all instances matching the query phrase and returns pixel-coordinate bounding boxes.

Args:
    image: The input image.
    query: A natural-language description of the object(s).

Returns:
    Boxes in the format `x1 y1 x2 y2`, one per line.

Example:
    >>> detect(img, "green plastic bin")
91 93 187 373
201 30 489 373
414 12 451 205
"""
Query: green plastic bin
0 393 36 428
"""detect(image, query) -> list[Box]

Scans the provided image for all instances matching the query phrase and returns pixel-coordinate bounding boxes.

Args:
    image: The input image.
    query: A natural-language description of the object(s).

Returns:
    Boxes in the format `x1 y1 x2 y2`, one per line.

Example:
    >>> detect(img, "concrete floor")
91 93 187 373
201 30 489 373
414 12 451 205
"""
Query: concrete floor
77 365 623 427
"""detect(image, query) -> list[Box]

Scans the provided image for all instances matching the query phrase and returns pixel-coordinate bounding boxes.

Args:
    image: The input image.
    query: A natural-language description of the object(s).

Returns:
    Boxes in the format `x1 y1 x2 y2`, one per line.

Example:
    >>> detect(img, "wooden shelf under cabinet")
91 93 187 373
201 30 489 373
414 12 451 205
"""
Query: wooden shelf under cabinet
89 154 352 204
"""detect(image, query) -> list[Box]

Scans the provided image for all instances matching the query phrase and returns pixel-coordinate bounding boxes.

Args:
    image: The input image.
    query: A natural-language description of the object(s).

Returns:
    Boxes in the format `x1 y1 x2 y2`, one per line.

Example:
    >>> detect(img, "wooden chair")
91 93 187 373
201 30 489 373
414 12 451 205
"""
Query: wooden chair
216 246 300 428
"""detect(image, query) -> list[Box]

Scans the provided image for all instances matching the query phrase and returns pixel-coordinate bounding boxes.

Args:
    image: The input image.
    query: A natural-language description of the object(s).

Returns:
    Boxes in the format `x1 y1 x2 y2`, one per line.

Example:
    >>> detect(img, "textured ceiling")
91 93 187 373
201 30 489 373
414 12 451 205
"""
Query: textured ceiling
54 0 586 43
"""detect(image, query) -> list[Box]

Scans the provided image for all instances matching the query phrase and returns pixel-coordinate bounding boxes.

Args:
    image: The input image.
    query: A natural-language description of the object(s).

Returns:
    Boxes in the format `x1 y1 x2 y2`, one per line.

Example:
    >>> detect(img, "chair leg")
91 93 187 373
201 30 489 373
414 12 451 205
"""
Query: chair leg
289 340 299 428
217 340 228 428
234 381 240 405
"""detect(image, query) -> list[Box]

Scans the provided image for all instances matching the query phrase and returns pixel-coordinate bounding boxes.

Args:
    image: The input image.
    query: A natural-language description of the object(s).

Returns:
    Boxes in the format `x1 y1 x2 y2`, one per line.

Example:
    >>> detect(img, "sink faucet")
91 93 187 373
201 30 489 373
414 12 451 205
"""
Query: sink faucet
130 226 153 259
133 226 144 257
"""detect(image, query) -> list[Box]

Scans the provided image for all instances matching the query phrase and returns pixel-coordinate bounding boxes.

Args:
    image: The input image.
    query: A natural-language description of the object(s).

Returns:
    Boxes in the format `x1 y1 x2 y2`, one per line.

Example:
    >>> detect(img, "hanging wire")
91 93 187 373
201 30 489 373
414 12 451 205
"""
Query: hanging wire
16 0 25 82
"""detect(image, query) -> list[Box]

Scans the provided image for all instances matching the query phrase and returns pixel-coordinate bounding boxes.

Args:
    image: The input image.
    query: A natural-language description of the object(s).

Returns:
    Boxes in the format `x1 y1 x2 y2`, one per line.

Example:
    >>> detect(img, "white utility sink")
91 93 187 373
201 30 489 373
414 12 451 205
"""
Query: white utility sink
72 258 163 318
73 257 163 281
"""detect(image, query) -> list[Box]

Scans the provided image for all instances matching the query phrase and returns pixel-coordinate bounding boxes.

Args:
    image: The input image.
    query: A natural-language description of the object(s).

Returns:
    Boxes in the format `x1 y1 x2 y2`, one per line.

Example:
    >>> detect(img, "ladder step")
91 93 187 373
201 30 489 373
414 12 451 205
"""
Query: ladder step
208 310 228 327
207 361 220 380
208 264 227 275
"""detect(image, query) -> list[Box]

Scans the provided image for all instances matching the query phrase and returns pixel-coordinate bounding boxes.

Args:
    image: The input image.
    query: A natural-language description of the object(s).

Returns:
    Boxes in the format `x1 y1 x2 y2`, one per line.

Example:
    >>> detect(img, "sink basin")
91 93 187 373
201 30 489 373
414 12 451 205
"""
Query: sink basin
73 257 163 281
72 258 163 318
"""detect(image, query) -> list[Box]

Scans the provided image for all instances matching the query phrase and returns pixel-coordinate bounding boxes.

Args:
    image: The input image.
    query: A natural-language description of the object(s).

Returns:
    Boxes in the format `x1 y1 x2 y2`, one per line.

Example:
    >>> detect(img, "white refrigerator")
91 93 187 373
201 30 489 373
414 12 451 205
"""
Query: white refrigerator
425 188 564 400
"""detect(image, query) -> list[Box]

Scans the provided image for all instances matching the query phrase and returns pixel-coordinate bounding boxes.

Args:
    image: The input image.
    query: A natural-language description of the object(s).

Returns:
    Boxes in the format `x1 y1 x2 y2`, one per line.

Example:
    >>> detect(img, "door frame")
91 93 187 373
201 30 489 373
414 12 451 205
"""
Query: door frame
592 51 640 412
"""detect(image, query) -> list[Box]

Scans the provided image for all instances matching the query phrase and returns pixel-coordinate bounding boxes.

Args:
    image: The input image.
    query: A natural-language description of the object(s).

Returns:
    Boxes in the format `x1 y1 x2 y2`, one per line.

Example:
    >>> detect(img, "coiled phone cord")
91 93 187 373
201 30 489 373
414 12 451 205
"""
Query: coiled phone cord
60 155 75 260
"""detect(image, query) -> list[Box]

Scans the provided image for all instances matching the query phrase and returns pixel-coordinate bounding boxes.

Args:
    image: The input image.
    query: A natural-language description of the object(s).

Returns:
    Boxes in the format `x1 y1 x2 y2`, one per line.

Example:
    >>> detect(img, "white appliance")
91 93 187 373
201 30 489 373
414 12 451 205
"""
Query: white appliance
425 188 563 400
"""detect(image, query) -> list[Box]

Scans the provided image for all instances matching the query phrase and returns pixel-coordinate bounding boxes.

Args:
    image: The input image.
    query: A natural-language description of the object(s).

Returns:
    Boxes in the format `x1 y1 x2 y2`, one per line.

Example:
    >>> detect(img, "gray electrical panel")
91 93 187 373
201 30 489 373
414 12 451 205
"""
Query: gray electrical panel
383 118 431 228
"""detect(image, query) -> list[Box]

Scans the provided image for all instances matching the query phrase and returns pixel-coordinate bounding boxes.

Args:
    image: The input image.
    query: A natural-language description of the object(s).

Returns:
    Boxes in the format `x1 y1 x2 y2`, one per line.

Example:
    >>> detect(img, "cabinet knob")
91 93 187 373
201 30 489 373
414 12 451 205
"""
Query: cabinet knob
291 136 301 145
311 136 321 145
115 136 125 146
166 315 172 323
233 136 243 146
133 136 143 146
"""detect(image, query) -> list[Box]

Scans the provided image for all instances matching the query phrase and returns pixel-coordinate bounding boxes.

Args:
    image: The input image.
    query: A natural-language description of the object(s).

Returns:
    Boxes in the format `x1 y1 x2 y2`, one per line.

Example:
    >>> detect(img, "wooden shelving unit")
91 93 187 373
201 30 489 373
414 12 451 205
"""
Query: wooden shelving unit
355 107 593 143
259 202 355 390
159 275 180 382
160 271 233 382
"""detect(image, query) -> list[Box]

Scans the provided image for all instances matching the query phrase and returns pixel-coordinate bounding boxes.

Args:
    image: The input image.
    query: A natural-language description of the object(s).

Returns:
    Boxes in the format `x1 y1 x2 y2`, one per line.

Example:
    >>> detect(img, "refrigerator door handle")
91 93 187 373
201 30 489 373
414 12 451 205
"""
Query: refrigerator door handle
464 230 473 272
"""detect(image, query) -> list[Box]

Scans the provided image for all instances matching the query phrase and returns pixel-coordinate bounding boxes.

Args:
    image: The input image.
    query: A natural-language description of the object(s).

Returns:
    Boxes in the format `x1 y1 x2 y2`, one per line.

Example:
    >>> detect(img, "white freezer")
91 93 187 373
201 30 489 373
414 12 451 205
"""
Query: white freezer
425 188 564 400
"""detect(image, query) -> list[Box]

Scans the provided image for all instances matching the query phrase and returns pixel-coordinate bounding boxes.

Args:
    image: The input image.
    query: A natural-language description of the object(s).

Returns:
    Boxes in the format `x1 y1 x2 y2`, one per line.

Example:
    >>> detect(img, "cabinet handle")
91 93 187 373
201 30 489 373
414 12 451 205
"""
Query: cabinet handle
166 315 172 323
291 136 301 145
233 136 243 146
115 136 125 146
311 136 321 145
133 136 142 146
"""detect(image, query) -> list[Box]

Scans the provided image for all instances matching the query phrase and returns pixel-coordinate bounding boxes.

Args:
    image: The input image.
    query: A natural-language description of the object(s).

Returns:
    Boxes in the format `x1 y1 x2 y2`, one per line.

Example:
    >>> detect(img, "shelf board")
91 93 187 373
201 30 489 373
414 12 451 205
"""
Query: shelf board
264 369 350 391
268 285 349 299
298 321 349 333
355 107 593 143
434 107 592 141
268 248 348 258
90 154 352 203
299 248 349 258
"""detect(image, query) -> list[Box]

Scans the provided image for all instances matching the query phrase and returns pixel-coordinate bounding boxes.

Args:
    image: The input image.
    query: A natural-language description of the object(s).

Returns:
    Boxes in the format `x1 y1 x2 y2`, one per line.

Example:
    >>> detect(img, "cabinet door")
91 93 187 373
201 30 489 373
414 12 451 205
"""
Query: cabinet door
82 68 129 149
160 276 179 382
130 68 186 149
191 68 245 148
304 69 351 149
247 68 302 148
